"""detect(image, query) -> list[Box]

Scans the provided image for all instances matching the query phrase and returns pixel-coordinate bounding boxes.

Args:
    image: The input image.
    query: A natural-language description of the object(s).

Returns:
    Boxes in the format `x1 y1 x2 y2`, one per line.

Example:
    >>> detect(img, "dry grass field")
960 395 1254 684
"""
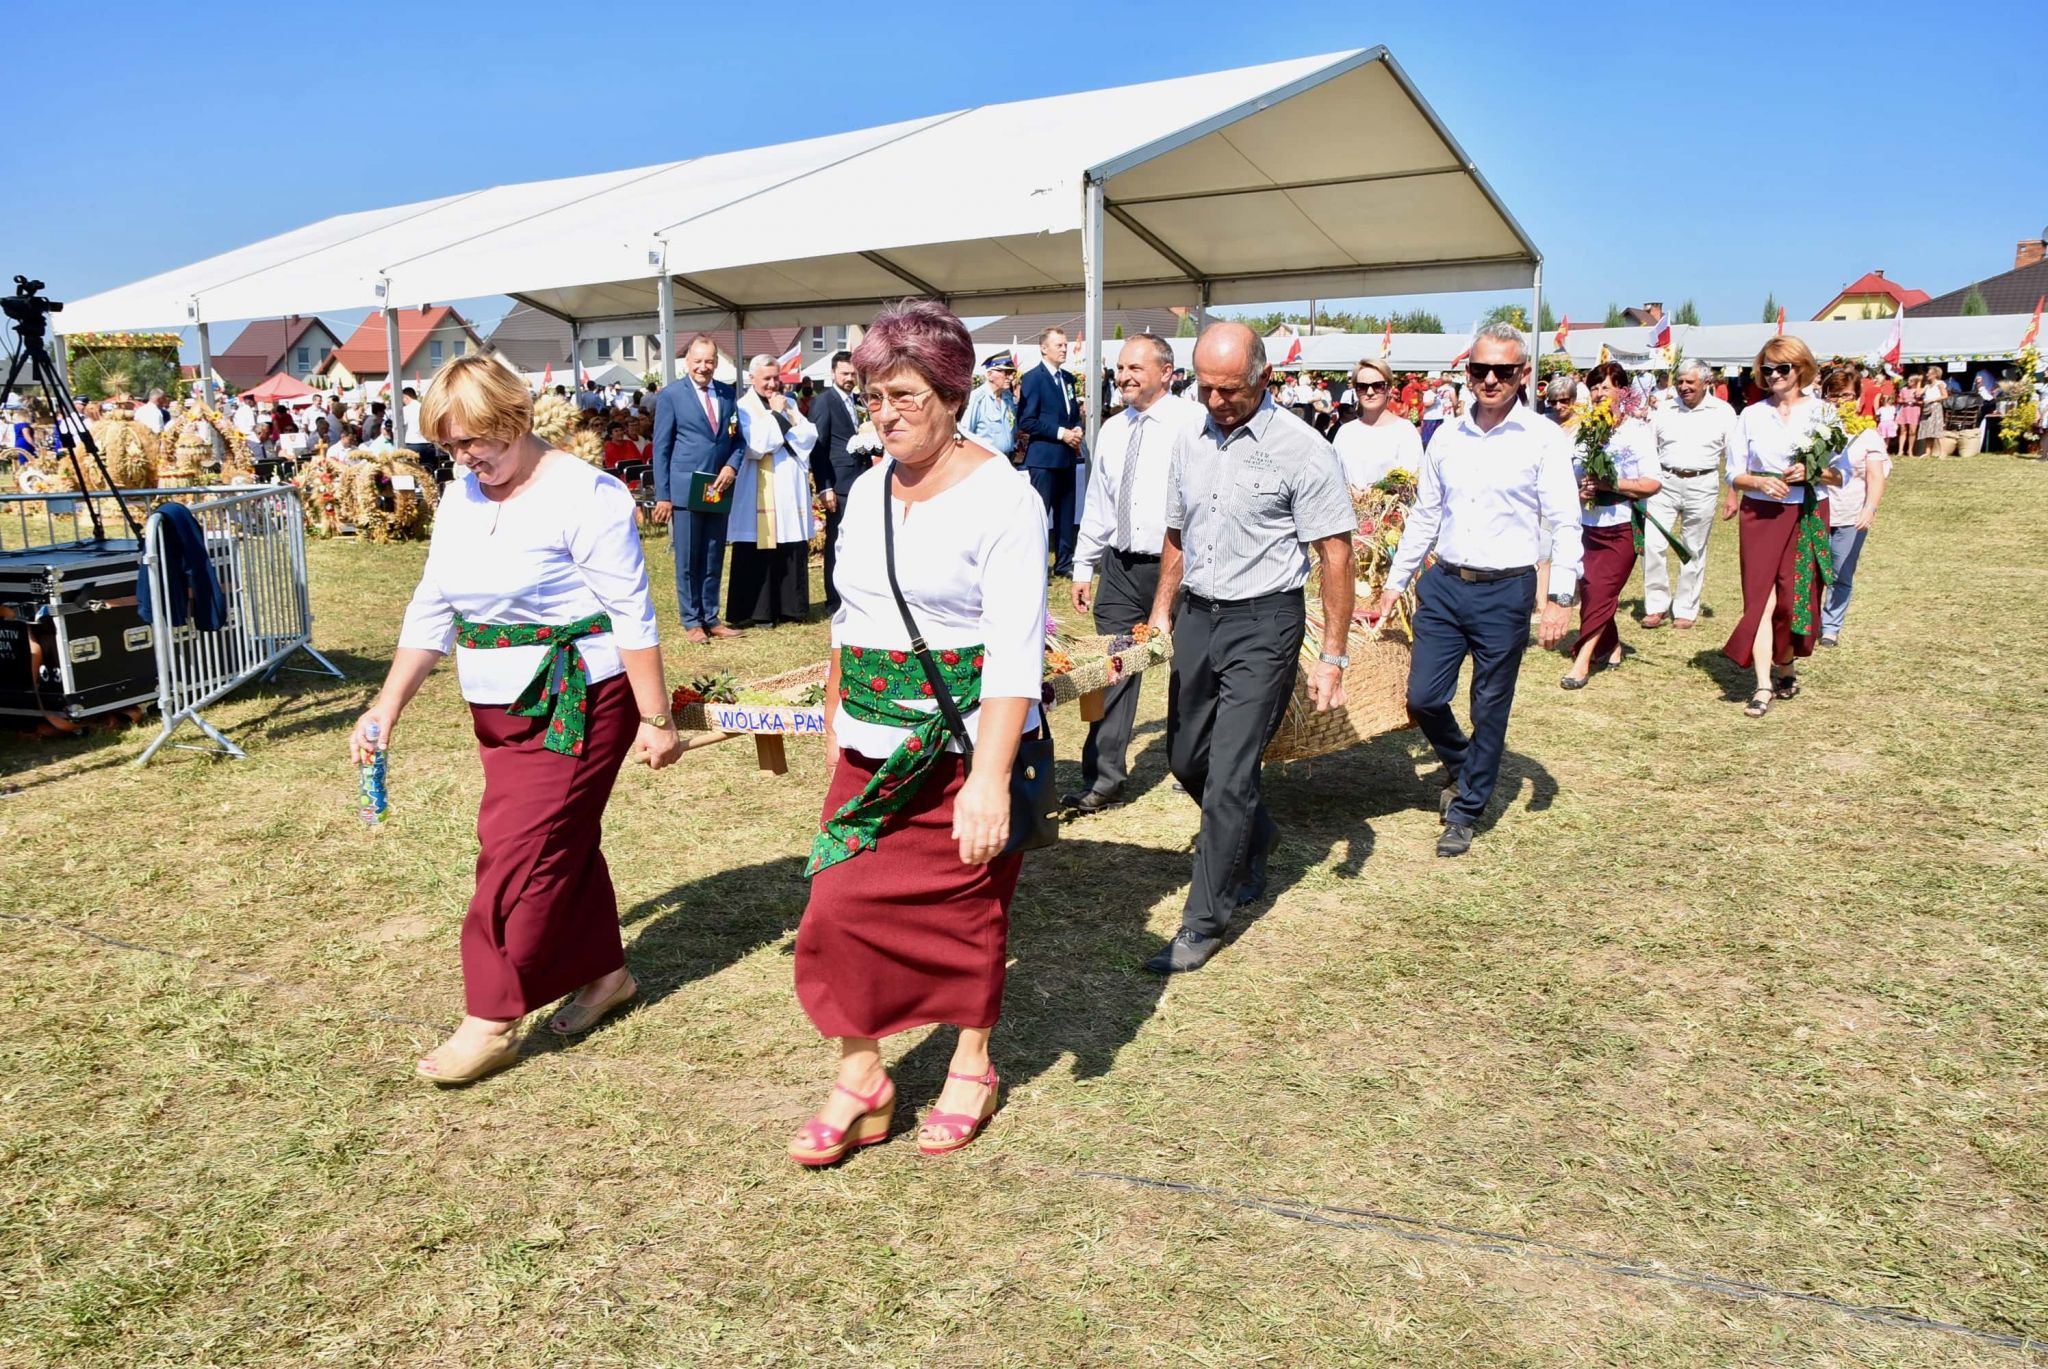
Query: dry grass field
2 457 2043 1366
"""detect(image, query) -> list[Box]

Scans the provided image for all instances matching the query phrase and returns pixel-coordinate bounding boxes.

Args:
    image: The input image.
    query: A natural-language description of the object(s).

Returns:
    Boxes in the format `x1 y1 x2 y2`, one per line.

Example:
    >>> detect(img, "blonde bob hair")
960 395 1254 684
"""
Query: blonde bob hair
418 355 533 446
1352 357 1394 387
1752 335 1818 389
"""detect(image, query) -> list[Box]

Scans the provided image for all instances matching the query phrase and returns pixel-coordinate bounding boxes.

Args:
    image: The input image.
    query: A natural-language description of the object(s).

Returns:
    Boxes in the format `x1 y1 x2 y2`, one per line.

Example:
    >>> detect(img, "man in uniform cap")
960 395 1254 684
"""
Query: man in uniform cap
962 351 1019 462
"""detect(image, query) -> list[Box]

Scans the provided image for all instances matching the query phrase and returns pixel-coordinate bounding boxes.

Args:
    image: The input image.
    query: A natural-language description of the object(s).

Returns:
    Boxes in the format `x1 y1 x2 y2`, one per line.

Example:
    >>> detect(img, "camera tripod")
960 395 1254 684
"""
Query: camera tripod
2 275 139 542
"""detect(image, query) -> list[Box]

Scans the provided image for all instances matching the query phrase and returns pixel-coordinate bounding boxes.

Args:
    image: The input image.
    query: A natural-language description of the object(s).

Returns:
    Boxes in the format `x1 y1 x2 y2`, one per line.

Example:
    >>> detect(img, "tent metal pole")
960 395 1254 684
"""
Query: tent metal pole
195 320 214 408
1527 261 1543 406
657 271 676 384
731 313 744 380
569 319 584 388
1196 281 1210 334
384 306 406 444
1082 175 1105 455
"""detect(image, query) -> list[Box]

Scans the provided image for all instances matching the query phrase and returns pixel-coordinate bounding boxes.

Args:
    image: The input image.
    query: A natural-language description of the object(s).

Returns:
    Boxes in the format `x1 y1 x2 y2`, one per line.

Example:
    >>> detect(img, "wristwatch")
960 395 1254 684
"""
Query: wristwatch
641 712 674 730
1318 651 1349 668
1546 592 1577 608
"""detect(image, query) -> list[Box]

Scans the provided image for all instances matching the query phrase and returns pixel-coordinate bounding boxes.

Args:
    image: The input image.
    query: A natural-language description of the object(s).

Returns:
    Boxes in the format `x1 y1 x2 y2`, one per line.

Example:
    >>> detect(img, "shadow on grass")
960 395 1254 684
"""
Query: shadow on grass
1686 645 1755 703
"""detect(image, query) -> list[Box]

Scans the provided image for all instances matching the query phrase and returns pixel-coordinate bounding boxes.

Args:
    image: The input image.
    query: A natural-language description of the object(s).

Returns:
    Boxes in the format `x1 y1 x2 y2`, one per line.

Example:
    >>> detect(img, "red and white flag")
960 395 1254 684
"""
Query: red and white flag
1881 315 1903 369
1449 326 1477 367
1650 316 1671 351
1775 306 1786 336
1282 335 1302 366
541 362 553 387
2021 295 2044 351
1379 322 1393 360
776 339 803 384
1552 315 1571 352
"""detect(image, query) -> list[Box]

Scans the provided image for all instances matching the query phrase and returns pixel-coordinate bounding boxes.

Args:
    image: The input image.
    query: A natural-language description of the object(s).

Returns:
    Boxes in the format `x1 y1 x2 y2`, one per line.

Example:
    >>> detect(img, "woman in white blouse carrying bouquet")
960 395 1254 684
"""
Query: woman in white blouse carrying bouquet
350 357 683 1085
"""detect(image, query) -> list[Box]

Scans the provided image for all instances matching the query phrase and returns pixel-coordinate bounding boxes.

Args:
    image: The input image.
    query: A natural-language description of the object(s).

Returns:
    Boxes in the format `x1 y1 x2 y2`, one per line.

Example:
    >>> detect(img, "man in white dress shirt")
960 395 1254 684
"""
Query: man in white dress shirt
1376 323 1582 858
1064 334 1205 813
1641 357 1740 629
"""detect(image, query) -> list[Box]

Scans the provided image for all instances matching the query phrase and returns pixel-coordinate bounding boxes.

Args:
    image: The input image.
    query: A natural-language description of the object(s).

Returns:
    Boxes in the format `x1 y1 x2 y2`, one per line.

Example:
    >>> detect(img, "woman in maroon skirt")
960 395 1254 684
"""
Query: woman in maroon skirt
350 356 682 1084
789 300 1047 1165
1719 336 1851 717
1561 361 1661 689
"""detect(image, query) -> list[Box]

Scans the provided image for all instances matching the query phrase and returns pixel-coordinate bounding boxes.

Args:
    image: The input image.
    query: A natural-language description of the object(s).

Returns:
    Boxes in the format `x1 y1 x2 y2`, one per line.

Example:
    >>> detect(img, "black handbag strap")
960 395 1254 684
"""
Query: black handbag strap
881 465 978 766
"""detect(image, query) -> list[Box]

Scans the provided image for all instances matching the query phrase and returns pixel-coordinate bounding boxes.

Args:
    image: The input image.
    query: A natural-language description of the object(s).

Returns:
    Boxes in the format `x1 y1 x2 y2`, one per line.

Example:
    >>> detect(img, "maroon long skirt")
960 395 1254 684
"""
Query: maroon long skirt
1723 497 1828 669
460 672 637 1018
1574 522 1637 661
795 750 1024 1040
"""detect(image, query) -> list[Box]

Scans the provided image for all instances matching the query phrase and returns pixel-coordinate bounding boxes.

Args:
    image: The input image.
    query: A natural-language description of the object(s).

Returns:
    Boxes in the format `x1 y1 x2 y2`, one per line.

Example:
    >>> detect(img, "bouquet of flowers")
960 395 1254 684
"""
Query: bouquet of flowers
1574 394 1692 563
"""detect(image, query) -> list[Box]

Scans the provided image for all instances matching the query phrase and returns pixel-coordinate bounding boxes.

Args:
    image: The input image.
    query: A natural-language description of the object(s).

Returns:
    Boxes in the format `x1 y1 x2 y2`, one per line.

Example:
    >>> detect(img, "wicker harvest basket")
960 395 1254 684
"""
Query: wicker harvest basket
1045 631 1169 706
1263 609 1413 763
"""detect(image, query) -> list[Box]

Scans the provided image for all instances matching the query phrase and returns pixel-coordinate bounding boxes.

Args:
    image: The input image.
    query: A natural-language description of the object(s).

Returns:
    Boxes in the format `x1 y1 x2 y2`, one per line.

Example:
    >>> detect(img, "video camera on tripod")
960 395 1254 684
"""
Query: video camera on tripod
3 274 139 543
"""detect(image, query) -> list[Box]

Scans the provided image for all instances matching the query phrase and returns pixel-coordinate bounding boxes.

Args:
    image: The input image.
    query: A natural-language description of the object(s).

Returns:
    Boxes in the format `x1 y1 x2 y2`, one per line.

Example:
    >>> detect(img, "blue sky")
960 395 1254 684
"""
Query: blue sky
11 0 2046 353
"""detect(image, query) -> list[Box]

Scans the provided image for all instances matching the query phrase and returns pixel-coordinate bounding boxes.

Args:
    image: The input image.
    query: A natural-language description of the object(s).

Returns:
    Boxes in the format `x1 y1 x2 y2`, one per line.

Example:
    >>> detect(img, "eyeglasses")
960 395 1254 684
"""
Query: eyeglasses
1354 381 1389 395
861 386 935 414
442 434 496 454
1760 363 1796 379
1465 361 1524 384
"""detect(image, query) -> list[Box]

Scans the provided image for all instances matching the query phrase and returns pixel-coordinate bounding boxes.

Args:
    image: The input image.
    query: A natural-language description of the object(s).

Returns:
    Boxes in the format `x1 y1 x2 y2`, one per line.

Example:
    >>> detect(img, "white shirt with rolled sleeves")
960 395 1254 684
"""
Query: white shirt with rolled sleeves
1650 393 1740 475
1331 416 1424 490
396 456 659 704
1072 391 1205 581
1726 397 1857 506
1573 415 1654 529
829 456 1048 761
1386 403 1583 594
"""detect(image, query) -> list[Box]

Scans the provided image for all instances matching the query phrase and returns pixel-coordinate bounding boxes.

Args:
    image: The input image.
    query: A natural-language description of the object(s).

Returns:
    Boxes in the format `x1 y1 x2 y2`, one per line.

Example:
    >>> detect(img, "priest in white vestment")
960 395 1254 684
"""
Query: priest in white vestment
727 355 819 626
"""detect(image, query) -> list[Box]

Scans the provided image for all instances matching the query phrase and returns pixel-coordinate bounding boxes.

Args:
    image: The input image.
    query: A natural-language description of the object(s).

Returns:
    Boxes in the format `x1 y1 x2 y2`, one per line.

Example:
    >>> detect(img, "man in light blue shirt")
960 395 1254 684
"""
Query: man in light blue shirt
962 352 1018 459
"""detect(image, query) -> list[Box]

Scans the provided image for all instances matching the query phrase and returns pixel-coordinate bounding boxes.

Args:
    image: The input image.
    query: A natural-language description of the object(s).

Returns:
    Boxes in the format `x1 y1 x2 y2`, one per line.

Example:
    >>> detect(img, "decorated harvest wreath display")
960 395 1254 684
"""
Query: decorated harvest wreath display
345 448 440 543
84 412 160 489
532 392 606 468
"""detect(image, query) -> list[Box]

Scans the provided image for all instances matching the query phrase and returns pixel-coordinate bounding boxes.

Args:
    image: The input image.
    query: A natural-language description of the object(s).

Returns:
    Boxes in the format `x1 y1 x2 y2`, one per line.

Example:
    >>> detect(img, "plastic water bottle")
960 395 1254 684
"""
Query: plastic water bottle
358 721 390 826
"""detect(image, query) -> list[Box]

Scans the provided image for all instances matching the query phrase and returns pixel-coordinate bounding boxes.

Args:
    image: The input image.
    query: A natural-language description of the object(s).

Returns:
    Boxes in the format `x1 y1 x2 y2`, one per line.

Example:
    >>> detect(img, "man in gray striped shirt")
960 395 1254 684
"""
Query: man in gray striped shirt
1144 321 1356 974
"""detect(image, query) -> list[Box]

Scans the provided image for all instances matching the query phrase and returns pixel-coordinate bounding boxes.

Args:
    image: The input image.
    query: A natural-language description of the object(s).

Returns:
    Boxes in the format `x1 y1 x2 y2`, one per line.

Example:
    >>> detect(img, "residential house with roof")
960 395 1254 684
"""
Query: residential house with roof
487 303 859 382
1911 234 2048 318
212 315 343 391
1812 272 1930 321
317 305 487 390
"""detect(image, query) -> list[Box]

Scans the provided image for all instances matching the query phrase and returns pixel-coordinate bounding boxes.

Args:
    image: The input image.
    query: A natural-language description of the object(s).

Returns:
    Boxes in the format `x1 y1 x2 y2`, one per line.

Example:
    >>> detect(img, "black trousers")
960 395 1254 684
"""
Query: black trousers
820 497 846 612
1167 589 1303 939
1079 550 1160 796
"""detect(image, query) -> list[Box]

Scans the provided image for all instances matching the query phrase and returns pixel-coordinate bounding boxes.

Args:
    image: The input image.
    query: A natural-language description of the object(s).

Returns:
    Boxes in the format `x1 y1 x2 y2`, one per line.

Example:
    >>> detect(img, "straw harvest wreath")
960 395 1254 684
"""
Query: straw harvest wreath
346 449 440 543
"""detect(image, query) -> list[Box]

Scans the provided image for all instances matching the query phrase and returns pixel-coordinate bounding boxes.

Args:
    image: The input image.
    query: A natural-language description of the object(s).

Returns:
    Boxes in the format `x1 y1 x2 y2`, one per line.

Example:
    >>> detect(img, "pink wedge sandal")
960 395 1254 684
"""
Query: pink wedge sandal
917 1067 1000 1156
789 1076 895 1167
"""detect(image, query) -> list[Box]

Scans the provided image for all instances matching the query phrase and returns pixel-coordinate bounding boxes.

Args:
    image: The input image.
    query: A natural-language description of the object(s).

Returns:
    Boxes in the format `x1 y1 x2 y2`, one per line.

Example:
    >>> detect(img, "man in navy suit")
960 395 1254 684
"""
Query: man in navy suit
652 333 746 642
1016 326 1087 577
807 349 867 613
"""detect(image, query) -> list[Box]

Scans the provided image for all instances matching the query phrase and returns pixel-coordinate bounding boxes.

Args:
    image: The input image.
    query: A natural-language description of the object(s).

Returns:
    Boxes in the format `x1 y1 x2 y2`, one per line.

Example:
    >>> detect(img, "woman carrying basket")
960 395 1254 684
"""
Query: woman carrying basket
788 301 1048 1165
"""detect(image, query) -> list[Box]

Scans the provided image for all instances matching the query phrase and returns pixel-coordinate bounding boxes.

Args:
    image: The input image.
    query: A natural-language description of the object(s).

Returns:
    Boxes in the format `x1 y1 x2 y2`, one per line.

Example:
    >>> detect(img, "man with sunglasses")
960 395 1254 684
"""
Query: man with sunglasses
1376 323 1581 858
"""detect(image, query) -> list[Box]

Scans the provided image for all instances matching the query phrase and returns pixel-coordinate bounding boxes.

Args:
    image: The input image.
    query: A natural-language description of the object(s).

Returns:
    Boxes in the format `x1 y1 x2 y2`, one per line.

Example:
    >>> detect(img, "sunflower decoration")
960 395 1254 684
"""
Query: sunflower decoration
346 448 440 543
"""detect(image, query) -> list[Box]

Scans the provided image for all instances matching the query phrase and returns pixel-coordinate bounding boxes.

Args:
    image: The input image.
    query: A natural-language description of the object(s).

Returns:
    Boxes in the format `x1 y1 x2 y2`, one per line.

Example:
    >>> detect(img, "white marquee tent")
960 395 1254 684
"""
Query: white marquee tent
58 47 1542 445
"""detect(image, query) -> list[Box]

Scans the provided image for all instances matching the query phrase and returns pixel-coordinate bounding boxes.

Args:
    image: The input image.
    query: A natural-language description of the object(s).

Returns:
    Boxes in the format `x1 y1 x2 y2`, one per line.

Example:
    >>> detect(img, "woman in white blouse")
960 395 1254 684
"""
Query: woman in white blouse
788 300 1047 1166
1816 365 1890 647
1561 361 1662 689
349 357 682 1085
1718 337 1851 717
1331 358 1424 489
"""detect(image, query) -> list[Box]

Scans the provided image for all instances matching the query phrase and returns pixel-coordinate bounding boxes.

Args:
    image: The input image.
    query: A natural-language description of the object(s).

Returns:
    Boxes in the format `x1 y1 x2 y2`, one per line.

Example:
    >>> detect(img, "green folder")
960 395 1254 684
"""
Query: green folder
685 471 727 514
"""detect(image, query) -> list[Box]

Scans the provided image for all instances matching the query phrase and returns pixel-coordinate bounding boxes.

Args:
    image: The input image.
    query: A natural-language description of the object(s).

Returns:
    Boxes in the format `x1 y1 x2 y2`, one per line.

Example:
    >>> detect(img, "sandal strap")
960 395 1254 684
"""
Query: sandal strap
919 1110 980 1136
945 1067 998 1088
796 1117 846 1149
832 1077 893 1112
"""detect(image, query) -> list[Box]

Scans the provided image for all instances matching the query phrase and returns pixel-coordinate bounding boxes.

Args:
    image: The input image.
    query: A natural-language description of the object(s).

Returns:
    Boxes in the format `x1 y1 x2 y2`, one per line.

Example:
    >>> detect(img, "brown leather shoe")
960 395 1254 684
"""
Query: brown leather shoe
707 623 747 639
1672 617 1696 630
684 627 709 644
1641 612 1667 629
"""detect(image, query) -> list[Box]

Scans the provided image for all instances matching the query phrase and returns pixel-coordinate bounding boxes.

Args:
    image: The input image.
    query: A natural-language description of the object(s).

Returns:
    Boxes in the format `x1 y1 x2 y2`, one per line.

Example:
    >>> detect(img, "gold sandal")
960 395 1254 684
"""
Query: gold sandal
545 974 639 1036
416 1032 520 1086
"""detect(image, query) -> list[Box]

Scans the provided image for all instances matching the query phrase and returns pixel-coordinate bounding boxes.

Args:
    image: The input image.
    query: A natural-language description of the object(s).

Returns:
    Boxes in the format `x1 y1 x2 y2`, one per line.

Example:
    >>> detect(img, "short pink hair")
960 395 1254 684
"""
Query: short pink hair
853 299 974 416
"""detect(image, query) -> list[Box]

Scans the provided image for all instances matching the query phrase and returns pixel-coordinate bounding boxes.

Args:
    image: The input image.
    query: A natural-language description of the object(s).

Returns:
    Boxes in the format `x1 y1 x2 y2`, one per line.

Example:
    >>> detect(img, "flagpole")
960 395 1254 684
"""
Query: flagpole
1528 261 1543 406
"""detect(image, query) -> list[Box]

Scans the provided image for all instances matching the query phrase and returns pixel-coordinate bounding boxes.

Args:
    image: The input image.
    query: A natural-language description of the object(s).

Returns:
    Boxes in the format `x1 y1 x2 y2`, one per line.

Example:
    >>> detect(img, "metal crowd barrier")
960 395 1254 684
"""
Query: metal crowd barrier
136 485 342 764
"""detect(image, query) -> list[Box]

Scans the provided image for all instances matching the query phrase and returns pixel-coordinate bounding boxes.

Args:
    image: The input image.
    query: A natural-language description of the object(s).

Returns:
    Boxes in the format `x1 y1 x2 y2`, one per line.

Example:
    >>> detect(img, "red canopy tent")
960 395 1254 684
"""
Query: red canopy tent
239 372 315 403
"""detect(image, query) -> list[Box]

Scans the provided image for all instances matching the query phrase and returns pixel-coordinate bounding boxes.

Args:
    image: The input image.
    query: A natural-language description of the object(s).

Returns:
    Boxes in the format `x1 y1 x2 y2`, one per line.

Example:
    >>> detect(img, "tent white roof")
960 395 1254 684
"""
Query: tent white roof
519 361 646 390
60 48 1537 335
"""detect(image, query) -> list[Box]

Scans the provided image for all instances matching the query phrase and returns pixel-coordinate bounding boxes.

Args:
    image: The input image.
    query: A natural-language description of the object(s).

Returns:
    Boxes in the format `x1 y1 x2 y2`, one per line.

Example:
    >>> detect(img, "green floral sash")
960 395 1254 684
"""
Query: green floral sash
806 642 985 876
1789 483 1836 636
453 610 613 756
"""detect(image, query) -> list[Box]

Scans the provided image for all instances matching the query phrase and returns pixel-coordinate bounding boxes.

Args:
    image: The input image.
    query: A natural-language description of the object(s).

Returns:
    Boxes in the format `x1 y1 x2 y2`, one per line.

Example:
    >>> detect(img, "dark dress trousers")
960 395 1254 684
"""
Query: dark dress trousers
1016 362 1084 576
652 379 742 629
808 385 865 611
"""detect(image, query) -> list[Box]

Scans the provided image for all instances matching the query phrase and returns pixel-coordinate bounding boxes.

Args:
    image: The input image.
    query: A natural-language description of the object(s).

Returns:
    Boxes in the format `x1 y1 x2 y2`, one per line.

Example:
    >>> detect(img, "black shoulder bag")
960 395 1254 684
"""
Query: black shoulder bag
881 465 1058 855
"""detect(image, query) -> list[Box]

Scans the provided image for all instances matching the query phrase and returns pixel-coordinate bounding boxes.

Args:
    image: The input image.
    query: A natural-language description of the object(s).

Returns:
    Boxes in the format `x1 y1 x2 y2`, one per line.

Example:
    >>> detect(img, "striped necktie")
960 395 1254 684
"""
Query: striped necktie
1115 410 1144 551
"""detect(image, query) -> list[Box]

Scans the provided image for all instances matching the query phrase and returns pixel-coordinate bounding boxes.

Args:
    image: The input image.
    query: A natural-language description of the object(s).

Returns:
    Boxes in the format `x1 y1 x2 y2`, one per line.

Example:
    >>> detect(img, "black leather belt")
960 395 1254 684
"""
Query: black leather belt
1434 561 1535 584
1181 588 1301 613
1661 466 1715 478
1113 548 1161 563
